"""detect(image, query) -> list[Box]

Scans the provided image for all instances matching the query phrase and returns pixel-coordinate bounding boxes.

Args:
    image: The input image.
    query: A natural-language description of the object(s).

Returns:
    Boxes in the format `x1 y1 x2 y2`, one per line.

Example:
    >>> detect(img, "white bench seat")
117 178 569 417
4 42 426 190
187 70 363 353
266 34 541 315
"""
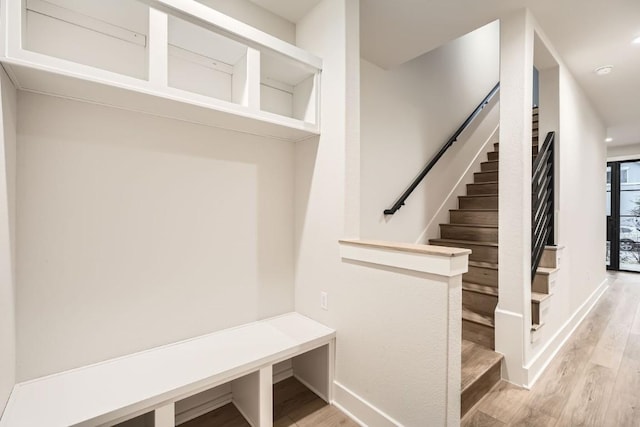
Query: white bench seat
0 313 335 427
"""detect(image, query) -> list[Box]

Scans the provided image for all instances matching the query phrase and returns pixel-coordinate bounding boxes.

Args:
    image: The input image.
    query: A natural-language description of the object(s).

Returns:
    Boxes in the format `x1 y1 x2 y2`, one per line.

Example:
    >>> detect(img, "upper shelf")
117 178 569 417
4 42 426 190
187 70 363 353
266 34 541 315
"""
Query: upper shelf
0 0 322 142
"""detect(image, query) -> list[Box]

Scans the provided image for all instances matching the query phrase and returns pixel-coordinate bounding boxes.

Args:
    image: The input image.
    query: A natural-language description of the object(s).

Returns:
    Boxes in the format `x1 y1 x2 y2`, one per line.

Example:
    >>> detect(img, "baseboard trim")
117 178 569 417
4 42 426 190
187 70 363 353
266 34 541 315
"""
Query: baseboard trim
524 277 609 388
175 392 233 425
332 381 400 427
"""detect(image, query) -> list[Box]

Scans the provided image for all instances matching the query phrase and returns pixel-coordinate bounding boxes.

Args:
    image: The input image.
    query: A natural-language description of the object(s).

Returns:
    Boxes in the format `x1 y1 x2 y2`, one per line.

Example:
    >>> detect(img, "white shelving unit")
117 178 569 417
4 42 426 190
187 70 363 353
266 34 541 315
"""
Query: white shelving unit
0 0 322 141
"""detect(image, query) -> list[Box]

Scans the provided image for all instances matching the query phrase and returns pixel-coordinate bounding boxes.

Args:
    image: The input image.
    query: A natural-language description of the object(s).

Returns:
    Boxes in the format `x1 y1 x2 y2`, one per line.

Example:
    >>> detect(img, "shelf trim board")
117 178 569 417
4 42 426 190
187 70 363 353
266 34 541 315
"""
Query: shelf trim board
1 54 319 141
140 0 322 72
6 0 24 58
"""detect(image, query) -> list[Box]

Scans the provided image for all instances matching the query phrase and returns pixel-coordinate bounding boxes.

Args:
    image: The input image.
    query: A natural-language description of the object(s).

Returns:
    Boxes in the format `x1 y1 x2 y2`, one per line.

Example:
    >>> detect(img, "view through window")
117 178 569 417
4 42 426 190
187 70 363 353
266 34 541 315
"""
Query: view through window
609 160 640 272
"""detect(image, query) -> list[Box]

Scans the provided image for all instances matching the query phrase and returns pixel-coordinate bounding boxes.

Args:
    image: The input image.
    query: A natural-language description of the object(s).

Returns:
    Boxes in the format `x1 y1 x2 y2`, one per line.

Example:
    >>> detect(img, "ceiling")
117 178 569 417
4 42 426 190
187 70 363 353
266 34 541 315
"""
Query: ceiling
249 0 322 23
256 0 640 146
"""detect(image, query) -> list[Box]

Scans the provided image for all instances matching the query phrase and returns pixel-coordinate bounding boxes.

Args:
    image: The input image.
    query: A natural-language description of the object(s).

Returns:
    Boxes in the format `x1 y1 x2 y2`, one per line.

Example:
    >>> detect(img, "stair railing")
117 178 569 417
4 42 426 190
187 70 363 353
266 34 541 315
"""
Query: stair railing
383 82 501 215
531 131 556 279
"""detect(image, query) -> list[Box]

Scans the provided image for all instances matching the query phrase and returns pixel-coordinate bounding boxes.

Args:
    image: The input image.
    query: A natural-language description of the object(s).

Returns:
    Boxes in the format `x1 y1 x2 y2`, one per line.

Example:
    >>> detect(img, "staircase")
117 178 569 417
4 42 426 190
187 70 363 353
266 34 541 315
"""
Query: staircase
429 107 544 416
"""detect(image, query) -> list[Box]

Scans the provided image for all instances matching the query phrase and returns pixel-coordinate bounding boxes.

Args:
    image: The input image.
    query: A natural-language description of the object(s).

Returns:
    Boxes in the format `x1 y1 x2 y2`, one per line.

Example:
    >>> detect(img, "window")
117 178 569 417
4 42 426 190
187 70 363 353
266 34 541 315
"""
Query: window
621 167 629 183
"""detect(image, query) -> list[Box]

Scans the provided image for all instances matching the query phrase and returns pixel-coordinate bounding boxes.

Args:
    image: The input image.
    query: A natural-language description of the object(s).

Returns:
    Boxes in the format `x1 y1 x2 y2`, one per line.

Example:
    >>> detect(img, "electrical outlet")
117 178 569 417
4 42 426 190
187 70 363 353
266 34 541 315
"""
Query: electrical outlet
320 291 328 310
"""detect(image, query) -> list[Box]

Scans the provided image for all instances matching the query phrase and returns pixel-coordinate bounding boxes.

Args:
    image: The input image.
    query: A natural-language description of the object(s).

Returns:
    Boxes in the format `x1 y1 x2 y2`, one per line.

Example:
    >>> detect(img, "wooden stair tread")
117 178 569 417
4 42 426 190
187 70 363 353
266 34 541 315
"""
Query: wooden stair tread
431 238 498 247
458 194 498 199
531 291 551 303
462 306 495 328
440 223 498 229
535 266 558 275
531 323 544 331
463 282 498 296
450 209 498 212
469 180 498 185
461 339 503 393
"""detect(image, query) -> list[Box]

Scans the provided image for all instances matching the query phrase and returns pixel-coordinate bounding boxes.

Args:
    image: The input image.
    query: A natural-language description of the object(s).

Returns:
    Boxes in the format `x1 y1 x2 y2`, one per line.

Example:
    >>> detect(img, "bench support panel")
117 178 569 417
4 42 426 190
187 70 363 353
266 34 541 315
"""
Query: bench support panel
154 403 175 427
292 341 334 403
232 366 273 427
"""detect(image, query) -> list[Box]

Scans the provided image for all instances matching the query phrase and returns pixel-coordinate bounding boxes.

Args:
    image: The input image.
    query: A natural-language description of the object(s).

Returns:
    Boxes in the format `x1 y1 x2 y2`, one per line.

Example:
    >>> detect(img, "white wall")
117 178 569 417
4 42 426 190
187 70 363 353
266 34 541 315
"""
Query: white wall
295 0 457 424
360 21 499 243
556 68 607 308
335 259 460 426
522 21 609 384
15 92 295 381
524 64 608 369
607 143 640 161
0 67 17 413
494 10 608 386
514 61 608 385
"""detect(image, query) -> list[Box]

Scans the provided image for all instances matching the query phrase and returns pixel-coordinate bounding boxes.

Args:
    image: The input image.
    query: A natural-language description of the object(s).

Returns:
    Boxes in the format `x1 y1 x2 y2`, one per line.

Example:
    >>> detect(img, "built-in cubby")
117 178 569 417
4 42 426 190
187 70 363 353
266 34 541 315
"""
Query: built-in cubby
110 342 332 427
167 15 251 105
24 0 149 80
2 0 322 141
115 412 155 427
261 51 318 123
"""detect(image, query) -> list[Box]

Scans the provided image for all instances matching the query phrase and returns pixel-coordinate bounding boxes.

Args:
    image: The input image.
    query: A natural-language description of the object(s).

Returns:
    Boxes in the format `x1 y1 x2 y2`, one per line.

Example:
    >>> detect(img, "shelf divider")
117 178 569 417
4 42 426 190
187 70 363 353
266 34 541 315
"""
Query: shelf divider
148 8 168 86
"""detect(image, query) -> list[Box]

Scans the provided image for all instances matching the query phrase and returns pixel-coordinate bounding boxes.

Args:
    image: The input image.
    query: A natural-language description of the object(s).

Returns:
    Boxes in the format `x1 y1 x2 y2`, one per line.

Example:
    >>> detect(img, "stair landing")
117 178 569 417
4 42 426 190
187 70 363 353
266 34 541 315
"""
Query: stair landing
461 339 503 416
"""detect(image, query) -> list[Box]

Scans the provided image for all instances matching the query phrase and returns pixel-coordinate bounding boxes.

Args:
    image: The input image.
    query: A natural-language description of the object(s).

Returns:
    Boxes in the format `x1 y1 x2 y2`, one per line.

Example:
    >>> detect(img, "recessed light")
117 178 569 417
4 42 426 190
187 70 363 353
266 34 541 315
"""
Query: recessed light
605 137 613 142
633 36 640 44
595 65 614 76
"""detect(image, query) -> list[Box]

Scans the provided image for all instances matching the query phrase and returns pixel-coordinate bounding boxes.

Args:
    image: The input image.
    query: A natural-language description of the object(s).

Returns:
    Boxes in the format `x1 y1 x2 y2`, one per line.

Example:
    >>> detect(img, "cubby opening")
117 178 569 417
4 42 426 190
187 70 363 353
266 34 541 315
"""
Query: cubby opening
115 412 155 427
261 51 318 124
166 345 331 426
172 370 262 426
167 16 252 105
24 0 149 79
273 345 332 424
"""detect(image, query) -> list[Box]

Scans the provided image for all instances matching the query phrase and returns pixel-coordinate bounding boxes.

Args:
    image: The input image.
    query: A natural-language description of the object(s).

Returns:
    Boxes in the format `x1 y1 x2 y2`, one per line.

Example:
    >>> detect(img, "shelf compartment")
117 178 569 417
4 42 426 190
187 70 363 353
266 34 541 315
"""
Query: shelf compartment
261 50 319 124
24 0 149 80
167 15 256 106
168 370 266 426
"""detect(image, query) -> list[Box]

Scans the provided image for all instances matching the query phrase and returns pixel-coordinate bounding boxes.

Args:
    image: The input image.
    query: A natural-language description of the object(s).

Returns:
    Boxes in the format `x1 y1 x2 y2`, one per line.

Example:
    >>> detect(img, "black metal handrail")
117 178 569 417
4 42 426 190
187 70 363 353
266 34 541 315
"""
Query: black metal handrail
383 82 501 215
531 131 555 280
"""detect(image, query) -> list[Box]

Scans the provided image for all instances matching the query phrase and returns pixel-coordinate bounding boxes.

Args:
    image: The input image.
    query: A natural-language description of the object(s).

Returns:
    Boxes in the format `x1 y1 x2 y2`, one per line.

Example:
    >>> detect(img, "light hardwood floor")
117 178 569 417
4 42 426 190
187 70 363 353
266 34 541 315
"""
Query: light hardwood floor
463 271 640 426
182 377 359 427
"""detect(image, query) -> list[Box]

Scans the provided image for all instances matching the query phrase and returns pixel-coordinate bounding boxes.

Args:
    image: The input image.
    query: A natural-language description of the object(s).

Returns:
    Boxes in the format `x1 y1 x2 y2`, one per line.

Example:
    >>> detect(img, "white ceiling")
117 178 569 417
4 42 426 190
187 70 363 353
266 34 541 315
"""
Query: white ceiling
249 0 322 23
257 0 640 146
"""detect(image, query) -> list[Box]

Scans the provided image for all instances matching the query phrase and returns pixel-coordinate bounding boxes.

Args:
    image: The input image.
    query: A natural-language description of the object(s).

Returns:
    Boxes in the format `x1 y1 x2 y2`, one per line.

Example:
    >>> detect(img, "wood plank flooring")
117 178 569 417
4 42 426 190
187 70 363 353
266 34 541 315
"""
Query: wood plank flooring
183 377 358 427
462 271 640 426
